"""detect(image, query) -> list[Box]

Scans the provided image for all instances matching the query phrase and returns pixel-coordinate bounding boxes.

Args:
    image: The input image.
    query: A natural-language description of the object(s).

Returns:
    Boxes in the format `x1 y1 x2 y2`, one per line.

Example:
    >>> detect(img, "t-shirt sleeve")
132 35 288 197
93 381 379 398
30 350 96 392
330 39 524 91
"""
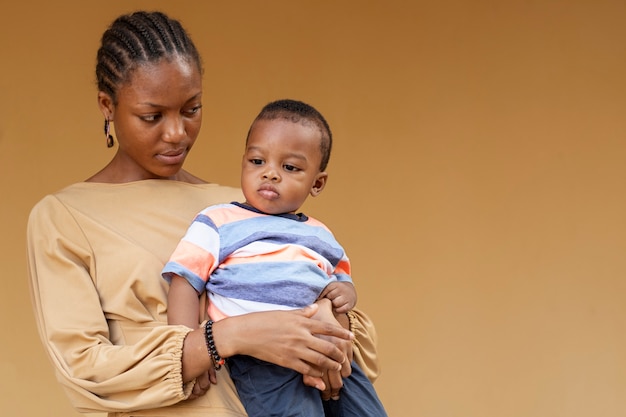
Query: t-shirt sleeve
332 252 352 283
161 210 221 293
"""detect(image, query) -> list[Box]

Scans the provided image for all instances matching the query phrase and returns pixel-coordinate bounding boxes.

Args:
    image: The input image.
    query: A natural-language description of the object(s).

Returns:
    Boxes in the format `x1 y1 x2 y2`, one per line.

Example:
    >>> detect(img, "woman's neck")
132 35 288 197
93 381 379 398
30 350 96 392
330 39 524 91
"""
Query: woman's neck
86 166 207 184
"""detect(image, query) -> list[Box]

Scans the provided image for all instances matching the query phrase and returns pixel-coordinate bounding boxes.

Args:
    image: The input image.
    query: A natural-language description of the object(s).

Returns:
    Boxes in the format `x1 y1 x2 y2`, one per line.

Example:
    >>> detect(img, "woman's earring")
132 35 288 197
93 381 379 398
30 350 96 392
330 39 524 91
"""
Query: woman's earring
104 118 114 148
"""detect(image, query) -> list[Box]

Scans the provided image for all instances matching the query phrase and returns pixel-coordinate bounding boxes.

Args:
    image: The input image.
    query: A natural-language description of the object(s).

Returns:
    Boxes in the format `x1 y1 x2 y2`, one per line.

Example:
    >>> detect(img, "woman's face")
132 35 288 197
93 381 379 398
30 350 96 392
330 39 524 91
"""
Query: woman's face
101 57 203 181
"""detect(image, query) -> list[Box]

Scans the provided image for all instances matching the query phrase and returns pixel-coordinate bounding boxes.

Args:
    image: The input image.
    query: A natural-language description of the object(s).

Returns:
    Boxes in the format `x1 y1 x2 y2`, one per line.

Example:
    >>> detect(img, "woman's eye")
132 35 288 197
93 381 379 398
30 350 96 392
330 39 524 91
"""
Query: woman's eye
185 105 202 115
141 114 161 122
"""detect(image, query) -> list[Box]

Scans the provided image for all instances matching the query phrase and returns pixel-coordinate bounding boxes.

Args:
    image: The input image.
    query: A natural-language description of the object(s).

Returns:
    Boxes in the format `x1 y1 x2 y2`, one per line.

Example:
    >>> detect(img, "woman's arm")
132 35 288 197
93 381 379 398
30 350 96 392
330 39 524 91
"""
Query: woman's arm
27 196 194 412
180 303 353 384
27 195 370 411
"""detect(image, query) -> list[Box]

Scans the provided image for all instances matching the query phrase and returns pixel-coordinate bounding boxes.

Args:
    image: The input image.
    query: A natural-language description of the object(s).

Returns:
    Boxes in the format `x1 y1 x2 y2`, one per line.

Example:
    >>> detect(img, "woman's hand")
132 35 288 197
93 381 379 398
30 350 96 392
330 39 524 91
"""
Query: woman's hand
308 298 354 399
211 304 353 388
186 369 217 401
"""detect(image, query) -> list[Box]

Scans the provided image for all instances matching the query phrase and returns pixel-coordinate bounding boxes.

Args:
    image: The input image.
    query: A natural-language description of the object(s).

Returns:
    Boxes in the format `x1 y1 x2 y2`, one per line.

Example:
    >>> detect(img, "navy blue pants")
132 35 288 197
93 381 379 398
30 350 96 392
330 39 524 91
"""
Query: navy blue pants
228 355 387 417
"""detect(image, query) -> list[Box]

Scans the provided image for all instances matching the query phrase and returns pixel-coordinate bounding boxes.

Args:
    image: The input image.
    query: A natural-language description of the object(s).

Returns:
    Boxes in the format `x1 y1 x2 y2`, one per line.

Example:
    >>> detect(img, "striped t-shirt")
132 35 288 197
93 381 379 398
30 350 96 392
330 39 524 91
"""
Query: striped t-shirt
162 202 351 320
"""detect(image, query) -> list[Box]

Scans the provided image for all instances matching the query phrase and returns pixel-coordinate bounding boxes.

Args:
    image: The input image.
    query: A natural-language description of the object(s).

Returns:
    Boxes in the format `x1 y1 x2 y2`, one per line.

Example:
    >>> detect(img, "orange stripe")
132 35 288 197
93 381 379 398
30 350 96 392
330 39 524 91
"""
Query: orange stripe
170 240 217 279
221 245 333 273
203 205 264 227
335 259 351 275
207 303 228 322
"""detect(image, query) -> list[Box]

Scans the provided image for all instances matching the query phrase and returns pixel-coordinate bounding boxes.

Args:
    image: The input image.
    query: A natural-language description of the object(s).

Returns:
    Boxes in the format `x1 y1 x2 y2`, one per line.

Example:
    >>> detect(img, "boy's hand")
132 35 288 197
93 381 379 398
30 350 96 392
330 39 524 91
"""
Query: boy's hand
320 282 357 313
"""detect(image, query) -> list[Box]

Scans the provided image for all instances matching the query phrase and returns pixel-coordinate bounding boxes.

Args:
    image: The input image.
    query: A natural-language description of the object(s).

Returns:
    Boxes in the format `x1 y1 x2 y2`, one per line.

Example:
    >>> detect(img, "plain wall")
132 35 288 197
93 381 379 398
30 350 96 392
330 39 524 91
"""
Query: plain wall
2 1 626 416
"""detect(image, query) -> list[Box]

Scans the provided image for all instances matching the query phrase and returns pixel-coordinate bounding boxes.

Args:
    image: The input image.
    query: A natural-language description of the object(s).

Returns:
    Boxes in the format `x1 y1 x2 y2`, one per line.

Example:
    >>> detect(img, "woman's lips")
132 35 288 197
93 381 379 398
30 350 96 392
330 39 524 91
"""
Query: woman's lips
156 148 187 165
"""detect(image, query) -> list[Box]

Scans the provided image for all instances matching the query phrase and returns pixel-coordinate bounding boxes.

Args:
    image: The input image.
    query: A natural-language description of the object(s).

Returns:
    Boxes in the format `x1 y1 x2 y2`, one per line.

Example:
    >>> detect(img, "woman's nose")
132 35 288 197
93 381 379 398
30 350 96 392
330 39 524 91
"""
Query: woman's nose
162 115 185 143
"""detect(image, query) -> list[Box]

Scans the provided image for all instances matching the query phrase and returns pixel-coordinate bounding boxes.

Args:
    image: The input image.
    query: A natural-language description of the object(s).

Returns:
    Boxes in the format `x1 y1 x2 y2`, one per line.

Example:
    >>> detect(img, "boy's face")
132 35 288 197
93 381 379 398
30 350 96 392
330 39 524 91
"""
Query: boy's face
241 118 328 214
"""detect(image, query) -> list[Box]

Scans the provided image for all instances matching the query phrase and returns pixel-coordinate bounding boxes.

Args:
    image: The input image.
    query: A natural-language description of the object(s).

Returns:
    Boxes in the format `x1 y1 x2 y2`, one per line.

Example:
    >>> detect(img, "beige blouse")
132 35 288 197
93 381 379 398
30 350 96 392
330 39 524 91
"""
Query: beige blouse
27 180 379 416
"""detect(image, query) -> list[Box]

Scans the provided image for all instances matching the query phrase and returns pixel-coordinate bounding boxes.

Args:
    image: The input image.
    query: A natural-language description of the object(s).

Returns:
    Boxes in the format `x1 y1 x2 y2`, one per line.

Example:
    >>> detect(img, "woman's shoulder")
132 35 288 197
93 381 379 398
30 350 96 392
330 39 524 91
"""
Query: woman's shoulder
30 180 244 219
37 179 241 198
28 183 85 215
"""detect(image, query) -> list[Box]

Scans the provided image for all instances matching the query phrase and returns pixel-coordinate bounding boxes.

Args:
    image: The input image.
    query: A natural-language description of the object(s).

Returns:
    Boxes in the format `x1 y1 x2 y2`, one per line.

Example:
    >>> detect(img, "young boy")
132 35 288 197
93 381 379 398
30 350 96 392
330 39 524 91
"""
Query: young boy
162 99 387 417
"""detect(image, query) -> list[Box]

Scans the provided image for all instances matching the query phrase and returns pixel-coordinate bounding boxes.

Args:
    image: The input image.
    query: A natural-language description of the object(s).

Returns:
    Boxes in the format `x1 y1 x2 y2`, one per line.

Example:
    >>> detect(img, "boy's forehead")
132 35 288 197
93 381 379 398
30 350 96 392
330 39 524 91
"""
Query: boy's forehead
251 118 321 140
247 120 322 157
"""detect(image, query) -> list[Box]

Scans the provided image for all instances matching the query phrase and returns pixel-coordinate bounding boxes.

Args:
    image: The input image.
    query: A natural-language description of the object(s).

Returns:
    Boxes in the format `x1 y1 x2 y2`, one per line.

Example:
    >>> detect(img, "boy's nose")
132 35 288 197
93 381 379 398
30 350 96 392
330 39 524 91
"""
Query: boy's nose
262 167 280 181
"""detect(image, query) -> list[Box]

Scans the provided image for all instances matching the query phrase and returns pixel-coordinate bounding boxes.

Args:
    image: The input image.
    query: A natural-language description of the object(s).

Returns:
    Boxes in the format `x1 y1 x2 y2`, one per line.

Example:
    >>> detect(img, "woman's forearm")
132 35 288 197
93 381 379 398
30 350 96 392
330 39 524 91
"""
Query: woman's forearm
181 327 214 382
183 306 352 382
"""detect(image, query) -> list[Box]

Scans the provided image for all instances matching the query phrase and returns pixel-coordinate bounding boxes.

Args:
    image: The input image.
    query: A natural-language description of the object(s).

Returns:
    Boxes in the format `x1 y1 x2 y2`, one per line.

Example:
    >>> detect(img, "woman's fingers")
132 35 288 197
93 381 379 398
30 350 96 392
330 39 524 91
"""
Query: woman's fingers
211 307 352 378
302 374 326 391
320 368 344 400
340 356 352 378
285 342 343 376
188 371 211 400
208 365 217 384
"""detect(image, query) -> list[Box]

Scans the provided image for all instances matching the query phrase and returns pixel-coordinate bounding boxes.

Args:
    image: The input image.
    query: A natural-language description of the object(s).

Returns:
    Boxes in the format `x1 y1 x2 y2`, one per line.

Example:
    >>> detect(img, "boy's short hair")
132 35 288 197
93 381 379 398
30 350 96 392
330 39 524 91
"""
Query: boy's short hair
248 99 333 171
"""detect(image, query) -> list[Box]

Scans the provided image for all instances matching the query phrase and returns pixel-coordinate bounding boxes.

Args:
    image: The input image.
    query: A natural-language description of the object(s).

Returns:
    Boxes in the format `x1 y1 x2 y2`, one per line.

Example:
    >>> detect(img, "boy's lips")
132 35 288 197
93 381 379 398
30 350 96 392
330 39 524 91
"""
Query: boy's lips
258 184 279 200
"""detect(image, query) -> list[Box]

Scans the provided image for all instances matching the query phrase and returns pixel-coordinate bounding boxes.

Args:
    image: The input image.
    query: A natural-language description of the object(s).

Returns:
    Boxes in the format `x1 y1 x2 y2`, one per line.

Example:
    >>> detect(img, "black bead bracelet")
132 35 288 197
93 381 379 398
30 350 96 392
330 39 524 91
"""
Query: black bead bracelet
204 319 225 370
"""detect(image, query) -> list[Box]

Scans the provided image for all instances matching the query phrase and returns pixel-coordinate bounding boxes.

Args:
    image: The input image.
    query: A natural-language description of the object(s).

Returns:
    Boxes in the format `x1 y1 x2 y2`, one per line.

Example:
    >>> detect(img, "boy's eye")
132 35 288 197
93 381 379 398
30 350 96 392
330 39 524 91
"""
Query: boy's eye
284 164 300 172
250 159 263 165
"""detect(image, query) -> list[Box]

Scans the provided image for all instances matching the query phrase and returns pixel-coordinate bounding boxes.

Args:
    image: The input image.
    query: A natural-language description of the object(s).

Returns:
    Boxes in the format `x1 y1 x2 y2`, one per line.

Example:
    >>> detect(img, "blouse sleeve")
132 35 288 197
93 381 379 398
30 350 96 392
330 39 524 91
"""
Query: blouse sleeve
27 195 194 413
348 308 382 382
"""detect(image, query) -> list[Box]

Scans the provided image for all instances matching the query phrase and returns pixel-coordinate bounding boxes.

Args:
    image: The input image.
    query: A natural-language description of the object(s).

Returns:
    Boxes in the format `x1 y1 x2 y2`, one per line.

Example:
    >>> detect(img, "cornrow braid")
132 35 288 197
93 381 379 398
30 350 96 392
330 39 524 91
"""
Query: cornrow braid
96 11 202 103
147 12 178 52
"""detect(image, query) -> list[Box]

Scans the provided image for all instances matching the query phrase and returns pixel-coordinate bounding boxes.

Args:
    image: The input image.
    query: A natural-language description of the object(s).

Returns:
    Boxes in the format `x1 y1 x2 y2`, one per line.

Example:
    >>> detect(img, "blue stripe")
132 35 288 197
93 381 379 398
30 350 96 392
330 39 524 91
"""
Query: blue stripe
218 216 345 266
194 213 218 231
162 261 206 293
208 262 334 307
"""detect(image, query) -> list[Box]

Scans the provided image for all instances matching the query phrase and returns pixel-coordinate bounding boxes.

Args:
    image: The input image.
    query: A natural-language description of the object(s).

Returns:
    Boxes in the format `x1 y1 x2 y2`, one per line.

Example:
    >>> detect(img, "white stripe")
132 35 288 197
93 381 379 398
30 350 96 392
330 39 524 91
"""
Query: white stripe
209 292 296 316
185 222 219 254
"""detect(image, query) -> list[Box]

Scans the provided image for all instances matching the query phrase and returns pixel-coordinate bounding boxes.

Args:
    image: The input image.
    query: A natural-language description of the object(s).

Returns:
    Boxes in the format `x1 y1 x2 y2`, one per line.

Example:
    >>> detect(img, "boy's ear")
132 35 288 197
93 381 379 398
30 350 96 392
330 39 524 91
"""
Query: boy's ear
97 91 115 120
310 172 328 197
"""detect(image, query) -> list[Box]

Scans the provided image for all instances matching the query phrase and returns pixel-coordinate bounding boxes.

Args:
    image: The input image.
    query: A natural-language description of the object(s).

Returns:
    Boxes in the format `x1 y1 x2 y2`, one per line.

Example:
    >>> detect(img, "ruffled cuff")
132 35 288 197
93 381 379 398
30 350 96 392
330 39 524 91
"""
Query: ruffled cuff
173 327 196 400
347 309 381 382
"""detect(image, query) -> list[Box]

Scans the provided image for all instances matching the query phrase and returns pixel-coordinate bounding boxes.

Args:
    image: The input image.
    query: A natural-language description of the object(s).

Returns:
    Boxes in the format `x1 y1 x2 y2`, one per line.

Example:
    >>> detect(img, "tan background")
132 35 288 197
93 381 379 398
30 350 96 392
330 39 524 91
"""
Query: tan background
2 1 626 416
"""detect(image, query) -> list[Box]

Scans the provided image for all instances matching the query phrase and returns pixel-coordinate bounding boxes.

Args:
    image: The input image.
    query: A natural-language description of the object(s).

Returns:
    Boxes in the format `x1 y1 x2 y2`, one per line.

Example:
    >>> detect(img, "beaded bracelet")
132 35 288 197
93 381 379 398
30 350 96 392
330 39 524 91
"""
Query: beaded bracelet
204 319 225 370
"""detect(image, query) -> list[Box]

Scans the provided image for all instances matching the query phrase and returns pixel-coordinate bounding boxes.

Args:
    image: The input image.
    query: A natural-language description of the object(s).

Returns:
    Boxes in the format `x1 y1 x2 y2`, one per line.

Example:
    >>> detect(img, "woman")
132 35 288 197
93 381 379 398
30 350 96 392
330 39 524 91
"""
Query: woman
26 11 379 416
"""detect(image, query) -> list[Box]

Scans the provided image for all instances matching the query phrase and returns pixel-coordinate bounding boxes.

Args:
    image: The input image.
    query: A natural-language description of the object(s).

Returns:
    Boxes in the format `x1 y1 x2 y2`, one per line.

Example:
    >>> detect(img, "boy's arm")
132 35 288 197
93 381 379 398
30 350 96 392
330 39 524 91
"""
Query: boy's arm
167 275 201 328
167 275 218 393
319 281 357 314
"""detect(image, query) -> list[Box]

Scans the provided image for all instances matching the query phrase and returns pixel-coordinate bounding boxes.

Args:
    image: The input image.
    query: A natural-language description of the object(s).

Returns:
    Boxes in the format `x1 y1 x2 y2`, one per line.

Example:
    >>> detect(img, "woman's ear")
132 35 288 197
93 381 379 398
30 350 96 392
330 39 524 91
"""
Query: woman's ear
97 91 114 120
310 172 328 197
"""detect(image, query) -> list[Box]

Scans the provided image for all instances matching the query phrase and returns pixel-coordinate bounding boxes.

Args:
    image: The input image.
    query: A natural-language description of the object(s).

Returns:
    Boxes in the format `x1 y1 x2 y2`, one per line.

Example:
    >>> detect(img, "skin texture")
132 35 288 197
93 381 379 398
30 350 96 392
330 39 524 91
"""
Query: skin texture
88 58 354 400
92 58 204 183
321 281 358 314
241 118 328 214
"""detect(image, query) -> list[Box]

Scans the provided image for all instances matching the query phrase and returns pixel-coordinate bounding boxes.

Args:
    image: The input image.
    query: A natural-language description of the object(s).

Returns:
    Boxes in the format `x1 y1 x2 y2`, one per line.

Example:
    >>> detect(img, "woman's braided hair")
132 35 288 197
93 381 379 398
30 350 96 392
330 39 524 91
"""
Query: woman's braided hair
96 11 202 103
